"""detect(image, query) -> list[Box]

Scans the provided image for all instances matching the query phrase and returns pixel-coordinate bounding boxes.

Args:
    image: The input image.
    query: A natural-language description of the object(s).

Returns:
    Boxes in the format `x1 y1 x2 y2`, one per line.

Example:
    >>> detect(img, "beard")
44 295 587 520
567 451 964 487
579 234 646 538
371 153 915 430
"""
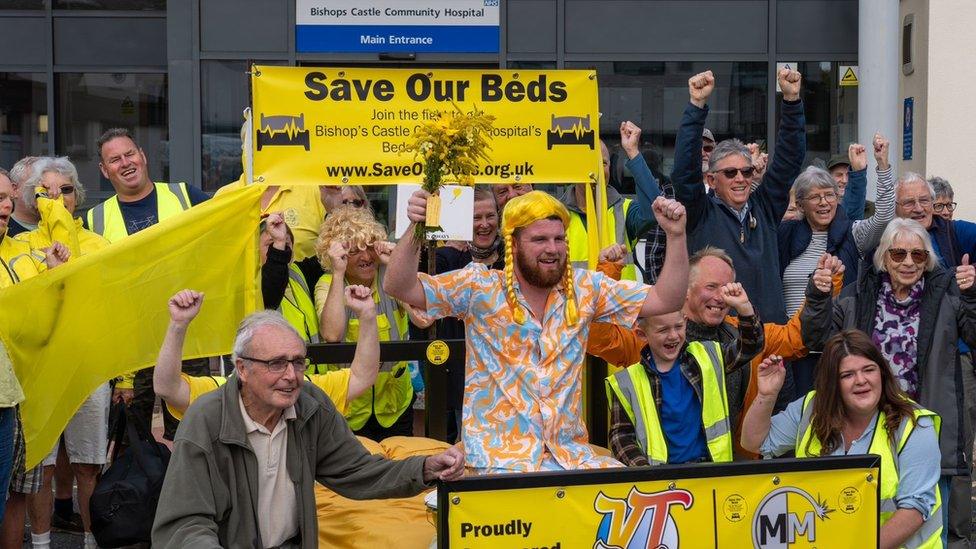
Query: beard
515 246 565 288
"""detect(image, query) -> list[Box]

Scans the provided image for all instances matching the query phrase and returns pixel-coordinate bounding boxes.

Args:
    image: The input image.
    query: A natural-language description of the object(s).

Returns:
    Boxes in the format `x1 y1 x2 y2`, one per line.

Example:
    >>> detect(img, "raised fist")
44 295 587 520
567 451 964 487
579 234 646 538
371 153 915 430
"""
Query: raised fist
598 243 628 265
619 121 642 160
344 284 377 317
848 144 867 172
873 132 890 171
652 197 686 238
168 289 204 325
328 240 349 273
720 282 754 316
777 68 802 101
688 71 715 108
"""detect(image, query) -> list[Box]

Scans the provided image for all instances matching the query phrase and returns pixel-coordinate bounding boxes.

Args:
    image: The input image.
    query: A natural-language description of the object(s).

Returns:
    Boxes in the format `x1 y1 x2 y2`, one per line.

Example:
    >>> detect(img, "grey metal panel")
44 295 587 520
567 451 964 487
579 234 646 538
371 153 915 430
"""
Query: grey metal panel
0 17 48 66
53 18 167 66
200 0 288 53
507 0 556 54
565 1 768 55
777 0 857 55
167 0 196 188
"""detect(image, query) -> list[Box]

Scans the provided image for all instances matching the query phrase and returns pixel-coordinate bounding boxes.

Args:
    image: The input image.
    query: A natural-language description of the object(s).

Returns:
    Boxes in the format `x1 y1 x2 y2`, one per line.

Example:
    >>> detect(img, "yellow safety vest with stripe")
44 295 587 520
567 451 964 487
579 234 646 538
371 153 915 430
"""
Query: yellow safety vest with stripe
604 340 732 464
567 198 636 281
280 263 320 344
86 182 193 243
316 271 412 430
795 391 942 549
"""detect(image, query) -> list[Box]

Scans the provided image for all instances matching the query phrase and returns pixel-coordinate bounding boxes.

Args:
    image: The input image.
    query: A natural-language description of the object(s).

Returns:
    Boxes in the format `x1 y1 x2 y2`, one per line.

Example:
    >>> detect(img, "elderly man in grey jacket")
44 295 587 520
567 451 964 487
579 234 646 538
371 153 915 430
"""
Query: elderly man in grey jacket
152 305 464 549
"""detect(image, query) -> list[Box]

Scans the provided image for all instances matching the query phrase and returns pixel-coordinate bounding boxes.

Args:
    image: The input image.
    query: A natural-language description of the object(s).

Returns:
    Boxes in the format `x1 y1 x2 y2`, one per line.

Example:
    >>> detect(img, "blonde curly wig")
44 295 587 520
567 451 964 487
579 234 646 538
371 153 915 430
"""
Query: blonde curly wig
315 206 387 271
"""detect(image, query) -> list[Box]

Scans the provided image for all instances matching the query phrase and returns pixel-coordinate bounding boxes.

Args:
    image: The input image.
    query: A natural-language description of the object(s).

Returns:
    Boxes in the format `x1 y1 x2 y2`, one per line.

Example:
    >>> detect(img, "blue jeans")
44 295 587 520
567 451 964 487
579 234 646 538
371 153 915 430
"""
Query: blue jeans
0 407 15 522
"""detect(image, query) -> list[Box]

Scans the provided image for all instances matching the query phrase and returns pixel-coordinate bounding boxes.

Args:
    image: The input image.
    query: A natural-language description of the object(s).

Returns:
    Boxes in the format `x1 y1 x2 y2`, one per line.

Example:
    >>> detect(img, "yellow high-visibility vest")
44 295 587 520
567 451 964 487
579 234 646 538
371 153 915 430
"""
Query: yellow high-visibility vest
316 272 412 430
567 198 636 280
605 340 732 464
279 263 320 344
86 182 193 243
796 391 942 549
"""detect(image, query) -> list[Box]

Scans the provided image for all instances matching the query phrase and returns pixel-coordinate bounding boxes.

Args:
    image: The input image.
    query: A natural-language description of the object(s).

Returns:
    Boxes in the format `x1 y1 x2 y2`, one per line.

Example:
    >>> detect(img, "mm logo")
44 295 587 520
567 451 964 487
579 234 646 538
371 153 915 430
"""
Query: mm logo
592 487 693 549
256 113 311 151
546 114 595 150
752 487 832 548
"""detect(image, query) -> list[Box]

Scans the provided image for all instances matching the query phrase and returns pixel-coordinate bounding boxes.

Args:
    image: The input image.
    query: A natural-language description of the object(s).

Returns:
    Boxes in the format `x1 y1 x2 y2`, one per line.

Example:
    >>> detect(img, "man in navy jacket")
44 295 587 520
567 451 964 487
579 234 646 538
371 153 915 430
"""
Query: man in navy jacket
670 69 806 324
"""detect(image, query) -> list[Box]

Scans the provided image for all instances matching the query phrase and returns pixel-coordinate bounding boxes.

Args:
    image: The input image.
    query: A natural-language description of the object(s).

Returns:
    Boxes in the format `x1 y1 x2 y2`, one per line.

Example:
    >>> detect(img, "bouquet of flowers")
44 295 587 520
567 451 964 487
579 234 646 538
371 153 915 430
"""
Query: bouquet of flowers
405 103 495 240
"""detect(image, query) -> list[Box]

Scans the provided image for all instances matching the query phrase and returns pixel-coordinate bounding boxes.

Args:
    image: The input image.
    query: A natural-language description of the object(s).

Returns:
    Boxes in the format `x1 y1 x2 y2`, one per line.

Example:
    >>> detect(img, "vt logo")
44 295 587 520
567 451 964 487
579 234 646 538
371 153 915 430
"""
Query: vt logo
593 487 693 549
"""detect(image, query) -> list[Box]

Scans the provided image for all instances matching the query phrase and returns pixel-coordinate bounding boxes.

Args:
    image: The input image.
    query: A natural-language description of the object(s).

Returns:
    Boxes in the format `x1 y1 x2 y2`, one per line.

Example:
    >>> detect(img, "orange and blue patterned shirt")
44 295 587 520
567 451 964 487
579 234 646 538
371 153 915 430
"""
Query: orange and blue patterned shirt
419 262 649 473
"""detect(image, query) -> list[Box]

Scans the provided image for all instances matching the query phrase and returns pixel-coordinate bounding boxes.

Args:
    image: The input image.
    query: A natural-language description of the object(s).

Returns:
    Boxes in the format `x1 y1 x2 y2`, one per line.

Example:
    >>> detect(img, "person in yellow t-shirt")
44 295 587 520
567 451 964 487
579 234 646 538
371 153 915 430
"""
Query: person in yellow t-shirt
153 285 380 420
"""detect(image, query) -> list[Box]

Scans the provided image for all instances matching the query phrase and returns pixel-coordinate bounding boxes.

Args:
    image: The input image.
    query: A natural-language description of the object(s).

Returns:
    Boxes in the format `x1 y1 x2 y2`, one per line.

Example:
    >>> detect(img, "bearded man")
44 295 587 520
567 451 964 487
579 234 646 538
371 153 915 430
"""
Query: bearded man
384 190 690 474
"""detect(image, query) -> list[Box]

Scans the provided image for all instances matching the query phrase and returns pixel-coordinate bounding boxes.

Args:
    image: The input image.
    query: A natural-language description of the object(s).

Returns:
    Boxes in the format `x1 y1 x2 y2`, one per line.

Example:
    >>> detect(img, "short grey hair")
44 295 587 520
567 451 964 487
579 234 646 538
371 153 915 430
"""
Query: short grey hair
707 139 752 172
8 156 38 187
231 310 305 363
895 171 935 199
689 245 736 284
792 166 839 201
929 176 954 200
23 157 86 210
873 218 938 272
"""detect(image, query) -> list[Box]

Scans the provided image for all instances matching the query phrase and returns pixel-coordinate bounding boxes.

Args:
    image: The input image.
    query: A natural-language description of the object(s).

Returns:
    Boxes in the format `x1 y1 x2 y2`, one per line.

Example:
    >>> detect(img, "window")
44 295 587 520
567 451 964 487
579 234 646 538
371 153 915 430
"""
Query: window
202 60 287 192
0 73 48 169
565 61 767 194
56 73 168 196
776 61 857 167
54 0 165 9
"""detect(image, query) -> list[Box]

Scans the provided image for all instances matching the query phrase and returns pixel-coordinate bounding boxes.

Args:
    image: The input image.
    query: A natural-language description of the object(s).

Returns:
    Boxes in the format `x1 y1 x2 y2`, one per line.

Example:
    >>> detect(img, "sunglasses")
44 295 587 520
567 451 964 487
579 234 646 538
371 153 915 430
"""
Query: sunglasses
342 198 365 208
713 167 756 179
887 248 929 264
59 185 75 195
702 145 715 153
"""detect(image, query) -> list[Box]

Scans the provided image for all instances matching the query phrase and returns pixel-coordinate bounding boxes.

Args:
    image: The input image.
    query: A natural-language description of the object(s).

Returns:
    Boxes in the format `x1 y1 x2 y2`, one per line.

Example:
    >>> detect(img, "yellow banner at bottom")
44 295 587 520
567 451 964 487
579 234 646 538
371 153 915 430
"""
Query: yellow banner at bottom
443 456 878 548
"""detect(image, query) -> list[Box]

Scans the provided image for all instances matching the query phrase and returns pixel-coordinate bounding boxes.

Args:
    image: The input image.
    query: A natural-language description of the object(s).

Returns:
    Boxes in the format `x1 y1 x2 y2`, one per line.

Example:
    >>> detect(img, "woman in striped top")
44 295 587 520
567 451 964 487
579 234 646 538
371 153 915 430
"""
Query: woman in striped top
778 133 895 317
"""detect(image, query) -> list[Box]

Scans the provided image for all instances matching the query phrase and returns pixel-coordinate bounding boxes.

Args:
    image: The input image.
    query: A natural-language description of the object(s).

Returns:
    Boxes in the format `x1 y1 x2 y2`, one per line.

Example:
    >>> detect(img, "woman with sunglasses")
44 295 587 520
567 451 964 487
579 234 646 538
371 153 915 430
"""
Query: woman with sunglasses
741 330 942 549
802 218 976 546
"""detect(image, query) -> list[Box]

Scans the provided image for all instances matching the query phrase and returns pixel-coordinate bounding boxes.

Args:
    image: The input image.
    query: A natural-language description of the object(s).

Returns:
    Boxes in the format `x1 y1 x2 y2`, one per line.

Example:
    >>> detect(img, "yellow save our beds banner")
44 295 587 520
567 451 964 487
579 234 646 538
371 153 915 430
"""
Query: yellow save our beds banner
445 463 879 548
250 65 602 186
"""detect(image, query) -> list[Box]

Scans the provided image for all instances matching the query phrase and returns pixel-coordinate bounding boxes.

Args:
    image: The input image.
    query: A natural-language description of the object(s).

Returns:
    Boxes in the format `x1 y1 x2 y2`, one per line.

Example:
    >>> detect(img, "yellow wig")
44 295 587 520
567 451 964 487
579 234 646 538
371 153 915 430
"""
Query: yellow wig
501 191 578 325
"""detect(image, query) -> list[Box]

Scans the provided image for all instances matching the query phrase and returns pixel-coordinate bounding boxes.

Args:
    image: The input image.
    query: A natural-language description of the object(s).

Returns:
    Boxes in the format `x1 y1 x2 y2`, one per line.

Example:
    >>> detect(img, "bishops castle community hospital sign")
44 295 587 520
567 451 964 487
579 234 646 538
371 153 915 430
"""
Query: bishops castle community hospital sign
296 1 500 53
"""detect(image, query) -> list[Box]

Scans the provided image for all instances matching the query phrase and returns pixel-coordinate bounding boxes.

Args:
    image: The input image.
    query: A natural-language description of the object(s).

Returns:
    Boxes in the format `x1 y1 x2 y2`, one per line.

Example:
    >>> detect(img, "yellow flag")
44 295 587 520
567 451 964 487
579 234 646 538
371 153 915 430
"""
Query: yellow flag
0 183 265 467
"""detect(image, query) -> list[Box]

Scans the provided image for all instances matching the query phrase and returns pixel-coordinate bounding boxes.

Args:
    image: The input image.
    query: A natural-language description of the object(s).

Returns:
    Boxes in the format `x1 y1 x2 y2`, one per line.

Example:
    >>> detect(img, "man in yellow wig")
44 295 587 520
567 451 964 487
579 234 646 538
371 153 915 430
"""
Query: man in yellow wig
385 190 690 473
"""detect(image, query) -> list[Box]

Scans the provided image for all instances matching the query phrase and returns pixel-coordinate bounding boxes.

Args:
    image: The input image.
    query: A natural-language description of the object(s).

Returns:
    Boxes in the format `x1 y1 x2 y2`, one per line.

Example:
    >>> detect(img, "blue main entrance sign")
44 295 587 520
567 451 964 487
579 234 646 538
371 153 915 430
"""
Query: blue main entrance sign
296 1 500 53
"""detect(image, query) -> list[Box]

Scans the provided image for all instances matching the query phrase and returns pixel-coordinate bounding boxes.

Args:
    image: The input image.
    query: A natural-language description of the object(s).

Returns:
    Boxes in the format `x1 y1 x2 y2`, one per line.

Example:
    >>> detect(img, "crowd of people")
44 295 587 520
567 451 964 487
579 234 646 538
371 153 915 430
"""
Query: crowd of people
0 65 969 548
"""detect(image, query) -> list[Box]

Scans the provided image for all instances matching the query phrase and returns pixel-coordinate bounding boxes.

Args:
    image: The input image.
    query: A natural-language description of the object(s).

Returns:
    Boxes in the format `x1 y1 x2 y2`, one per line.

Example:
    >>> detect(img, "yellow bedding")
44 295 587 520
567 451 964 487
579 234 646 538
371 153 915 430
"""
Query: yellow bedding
315 436 449 548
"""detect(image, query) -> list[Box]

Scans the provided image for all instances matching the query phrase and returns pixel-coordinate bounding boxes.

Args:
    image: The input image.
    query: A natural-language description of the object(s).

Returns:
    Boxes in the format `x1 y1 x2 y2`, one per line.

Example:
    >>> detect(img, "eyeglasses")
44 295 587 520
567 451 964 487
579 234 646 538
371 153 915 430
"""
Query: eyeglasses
702 145 715 153
342 198 366 208
712 167 755 179
934 202 957 213
239 355 310 373
59 185 75 195
897 197 932 209
802 192 838 205
887 248 929 265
